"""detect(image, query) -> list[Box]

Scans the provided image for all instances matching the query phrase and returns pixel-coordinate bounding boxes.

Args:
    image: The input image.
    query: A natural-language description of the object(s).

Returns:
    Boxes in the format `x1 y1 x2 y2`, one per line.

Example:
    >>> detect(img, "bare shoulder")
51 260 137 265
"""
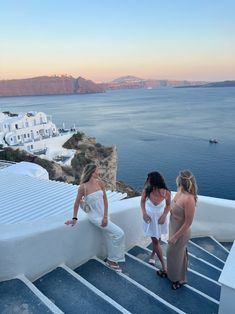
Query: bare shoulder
141 188 147 200
79 183 85 191
165 189 171 201
78 183 85 195
165 189 171 198
142 187 147 195
184 193 196 207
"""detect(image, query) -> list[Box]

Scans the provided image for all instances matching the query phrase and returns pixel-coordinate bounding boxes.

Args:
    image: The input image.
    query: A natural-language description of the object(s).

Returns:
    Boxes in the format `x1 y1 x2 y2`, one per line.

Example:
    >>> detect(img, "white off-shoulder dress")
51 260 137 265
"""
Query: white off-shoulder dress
143 198 169 239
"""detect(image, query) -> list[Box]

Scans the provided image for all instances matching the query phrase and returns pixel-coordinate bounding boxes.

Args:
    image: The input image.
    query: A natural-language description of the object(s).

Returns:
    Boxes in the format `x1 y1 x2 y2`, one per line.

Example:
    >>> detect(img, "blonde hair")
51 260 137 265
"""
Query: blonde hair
176 170 198 203
80 163 97 184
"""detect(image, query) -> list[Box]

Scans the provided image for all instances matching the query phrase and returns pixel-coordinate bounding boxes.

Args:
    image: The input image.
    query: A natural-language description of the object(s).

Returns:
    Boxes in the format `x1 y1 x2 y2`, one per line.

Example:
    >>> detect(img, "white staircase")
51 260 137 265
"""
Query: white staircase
0 236 232 313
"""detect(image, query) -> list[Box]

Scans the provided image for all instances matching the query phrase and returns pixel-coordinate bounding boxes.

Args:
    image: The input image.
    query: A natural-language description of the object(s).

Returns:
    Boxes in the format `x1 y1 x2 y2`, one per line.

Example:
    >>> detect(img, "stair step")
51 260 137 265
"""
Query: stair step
0 278 54 314
148 242 222 281
220 241 233 251
148 241 224 269
121 254 219 314
188 241 224 267
34 266 122 314
191 237 229 261
75 259 179 314
128 246 221 301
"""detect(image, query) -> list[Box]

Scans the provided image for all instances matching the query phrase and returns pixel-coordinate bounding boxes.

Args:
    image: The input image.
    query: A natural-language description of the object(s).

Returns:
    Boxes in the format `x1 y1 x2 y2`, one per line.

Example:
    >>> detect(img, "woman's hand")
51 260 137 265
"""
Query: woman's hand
168 236 177 245
143 212 151 223
101 216 108 227
65 219 78 226
158 214 166 225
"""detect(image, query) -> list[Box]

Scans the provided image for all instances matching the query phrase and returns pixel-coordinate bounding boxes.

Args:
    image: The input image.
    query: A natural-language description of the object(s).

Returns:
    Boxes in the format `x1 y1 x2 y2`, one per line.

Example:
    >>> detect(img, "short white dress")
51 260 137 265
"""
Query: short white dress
143 198 169 239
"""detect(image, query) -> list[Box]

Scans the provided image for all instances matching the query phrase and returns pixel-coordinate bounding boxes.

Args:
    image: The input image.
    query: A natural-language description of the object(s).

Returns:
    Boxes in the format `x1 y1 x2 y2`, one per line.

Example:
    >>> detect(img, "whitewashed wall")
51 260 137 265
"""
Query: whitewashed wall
0 194 234 282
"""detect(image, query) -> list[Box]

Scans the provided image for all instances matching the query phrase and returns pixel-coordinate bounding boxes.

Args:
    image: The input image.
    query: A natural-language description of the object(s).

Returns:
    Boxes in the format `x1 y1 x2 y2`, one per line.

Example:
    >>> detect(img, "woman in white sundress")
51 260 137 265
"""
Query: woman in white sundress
141 171 171 276
65 163 125 272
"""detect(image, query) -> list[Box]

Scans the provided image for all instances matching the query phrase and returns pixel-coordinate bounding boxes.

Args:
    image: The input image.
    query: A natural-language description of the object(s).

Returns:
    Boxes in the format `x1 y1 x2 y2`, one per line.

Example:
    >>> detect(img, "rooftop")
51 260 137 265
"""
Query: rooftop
0 170 127 225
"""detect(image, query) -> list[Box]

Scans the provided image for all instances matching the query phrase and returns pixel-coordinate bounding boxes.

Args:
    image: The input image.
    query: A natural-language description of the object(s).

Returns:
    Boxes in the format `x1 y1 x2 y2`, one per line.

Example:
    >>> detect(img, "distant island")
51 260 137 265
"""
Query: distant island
0 75 105 97
0 74 234 97
175 80 235 88
98 75 207 90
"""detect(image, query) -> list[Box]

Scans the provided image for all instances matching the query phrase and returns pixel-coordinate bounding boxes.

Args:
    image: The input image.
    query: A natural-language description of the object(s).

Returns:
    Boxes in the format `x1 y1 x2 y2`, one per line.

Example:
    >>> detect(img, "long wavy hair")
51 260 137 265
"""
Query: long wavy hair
176 170 198 203
80 163 97 184
144 171 169 198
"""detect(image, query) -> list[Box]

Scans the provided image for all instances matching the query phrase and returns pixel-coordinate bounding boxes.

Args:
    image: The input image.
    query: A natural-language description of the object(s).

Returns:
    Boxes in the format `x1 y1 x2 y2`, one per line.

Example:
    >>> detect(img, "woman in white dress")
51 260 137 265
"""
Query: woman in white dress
65 163 125 272
141 171 171 276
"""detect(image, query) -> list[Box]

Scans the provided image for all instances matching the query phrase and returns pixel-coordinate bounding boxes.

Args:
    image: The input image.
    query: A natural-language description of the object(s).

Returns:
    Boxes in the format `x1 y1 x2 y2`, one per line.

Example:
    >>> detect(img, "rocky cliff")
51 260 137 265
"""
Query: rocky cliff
63 132 117 190
0 75 105 97
0 134 139 197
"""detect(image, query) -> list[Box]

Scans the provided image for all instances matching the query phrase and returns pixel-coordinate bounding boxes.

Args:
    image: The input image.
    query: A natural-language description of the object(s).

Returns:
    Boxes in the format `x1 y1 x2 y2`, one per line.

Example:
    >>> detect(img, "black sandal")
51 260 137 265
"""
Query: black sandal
156 270 168 278
171 281 183 290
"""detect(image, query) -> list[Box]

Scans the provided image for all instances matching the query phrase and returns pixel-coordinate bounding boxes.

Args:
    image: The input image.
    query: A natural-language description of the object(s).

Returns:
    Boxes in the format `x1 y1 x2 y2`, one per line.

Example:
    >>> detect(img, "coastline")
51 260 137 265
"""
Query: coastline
0 131 140 198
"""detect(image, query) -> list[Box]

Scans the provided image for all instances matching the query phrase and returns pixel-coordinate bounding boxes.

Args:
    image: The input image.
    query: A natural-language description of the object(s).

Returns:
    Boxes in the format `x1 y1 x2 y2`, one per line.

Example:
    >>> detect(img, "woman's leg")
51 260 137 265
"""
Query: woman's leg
150 237 156 258
152 237 166 271
101 220 125 264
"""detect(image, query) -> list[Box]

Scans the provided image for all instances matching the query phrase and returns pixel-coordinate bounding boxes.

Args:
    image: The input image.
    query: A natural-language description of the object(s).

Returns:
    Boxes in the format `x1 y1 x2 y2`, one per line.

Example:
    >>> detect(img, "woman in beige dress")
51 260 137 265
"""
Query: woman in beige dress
166 170 197 290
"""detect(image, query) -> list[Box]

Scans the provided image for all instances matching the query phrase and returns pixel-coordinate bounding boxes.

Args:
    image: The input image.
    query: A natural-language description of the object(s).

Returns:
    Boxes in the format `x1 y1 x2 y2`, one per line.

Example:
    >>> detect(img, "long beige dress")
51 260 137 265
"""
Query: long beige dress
166 201 190 283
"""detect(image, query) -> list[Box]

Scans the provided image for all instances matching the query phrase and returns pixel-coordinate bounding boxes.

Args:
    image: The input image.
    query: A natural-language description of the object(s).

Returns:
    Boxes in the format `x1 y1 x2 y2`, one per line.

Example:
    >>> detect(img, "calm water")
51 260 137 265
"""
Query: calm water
1 87 235 200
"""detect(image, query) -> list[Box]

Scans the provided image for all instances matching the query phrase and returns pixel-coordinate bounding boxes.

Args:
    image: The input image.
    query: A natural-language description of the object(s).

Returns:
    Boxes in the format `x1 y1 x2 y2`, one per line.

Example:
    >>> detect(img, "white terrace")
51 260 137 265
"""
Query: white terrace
0 164 234 313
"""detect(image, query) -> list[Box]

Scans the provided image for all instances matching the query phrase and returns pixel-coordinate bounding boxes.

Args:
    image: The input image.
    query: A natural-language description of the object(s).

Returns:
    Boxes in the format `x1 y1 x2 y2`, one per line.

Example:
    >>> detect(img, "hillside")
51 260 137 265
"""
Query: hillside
0 75 105 97
99 76 206 90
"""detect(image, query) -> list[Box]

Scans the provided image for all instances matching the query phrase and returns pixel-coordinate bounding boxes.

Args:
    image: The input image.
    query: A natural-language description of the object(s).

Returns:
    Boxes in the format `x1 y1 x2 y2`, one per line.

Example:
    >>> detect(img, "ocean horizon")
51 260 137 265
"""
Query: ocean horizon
1 87 235 200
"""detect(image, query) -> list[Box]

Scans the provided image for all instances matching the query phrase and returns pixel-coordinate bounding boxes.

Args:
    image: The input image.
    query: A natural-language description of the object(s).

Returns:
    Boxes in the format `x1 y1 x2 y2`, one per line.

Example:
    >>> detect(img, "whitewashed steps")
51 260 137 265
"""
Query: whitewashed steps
148 242 222 281
190 236 229 261
34 266 124 314
0 278 57 314
128 245 221 301
220 241 233 251
75 259 179 314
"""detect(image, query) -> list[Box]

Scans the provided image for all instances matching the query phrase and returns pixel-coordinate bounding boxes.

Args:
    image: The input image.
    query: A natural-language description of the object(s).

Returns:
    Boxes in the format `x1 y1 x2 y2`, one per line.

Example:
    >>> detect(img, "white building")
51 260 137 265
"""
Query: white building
0 111 59 153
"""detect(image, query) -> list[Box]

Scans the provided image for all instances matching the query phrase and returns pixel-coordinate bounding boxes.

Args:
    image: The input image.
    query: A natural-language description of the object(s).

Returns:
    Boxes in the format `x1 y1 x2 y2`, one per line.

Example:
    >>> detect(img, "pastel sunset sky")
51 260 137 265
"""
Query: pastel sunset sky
1 0 235 82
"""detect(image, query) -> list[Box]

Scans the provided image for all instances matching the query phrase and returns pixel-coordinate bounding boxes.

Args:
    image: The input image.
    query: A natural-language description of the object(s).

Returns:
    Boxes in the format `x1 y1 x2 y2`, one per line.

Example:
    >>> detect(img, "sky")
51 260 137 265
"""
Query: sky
0 0 235 82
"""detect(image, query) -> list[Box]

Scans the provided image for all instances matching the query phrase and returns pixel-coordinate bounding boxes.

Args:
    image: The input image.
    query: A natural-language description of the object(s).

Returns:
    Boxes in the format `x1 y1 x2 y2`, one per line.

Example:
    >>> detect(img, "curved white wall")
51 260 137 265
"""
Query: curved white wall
192 195 235 241
0 193 234 281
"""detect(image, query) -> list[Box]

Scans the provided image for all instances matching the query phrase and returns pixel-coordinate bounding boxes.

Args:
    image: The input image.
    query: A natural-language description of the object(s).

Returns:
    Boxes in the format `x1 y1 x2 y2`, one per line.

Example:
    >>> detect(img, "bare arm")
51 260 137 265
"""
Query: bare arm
168 196 195 244
99 181 108 227
65 184 84 226
141 189 151 222
158 190 171 224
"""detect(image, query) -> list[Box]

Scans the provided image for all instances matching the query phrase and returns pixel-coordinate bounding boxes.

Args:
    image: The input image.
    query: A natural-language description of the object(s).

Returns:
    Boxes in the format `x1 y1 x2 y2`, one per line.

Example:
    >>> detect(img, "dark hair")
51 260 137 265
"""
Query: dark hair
144 171 169 198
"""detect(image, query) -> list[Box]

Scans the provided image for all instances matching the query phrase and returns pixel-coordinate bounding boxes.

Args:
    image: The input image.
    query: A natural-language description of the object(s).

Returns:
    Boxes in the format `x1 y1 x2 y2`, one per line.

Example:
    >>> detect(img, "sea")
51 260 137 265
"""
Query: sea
0 87 235 200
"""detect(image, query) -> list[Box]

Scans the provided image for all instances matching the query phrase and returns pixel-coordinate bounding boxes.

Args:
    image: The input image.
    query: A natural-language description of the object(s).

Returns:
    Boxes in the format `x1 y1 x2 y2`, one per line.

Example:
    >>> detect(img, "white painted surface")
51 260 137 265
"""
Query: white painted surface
0 198 143 281
219 242 235 314
1 161 49 180
0 171 127 224
0 173 234 283
191 195 235 242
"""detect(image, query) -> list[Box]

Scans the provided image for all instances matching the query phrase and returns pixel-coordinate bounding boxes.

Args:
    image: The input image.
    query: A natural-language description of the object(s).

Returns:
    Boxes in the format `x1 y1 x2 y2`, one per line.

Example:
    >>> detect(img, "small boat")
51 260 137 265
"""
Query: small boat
209 138 218 144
